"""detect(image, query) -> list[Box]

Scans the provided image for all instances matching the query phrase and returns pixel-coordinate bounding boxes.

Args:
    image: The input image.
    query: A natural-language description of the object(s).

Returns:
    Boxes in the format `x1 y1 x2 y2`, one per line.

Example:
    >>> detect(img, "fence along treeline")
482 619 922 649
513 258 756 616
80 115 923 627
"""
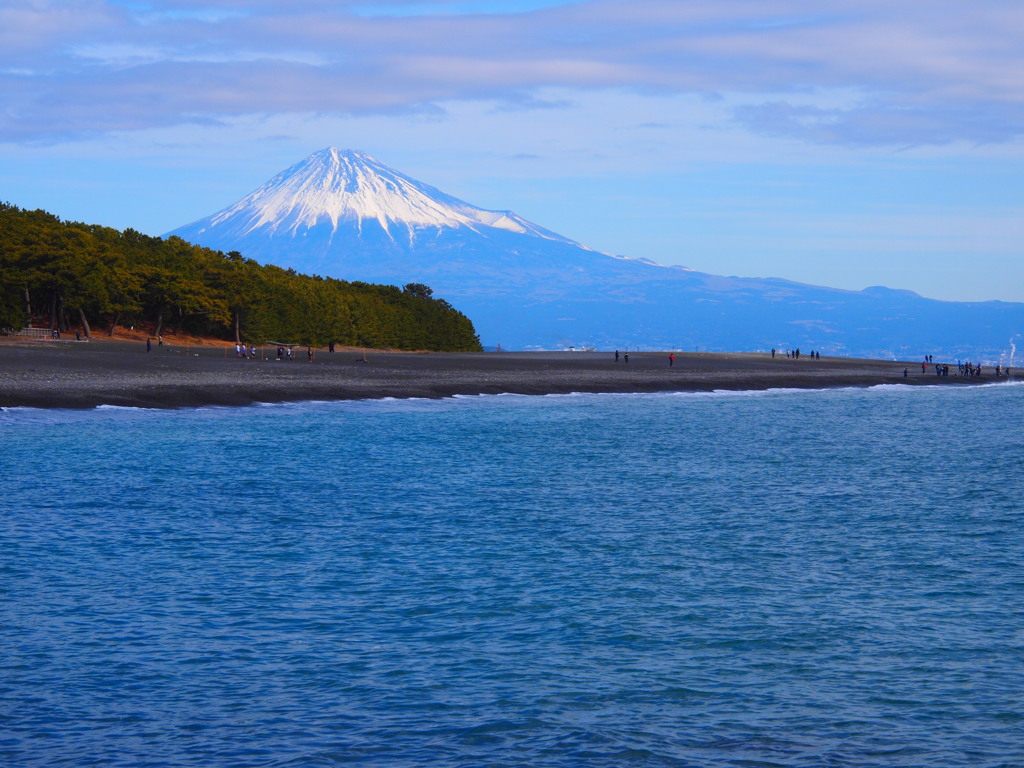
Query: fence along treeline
0 203 482 351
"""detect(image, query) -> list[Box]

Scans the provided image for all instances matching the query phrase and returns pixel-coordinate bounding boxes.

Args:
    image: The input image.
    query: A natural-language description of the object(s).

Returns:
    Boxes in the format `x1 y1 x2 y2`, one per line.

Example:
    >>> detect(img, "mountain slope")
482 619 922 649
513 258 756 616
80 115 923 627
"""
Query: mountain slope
168 148 1024 360
174 148 584 250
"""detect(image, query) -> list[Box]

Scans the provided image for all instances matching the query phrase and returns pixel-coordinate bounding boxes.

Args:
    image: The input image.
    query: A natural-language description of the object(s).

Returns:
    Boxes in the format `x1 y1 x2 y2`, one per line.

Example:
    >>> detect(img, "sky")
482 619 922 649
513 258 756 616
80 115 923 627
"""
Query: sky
2 0 1023 302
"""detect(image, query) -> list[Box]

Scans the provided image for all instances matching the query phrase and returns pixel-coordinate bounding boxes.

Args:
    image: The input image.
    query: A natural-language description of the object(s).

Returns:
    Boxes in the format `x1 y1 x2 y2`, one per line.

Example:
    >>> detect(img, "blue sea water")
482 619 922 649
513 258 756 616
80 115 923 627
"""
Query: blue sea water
2 383 1023 768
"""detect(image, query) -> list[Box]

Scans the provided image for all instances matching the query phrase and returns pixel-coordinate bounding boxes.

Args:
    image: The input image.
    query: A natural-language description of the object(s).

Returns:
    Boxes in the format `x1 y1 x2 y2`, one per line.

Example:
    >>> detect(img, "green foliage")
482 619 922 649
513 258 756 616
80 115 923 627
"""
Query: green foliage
402 282 433 298
0 202 481 350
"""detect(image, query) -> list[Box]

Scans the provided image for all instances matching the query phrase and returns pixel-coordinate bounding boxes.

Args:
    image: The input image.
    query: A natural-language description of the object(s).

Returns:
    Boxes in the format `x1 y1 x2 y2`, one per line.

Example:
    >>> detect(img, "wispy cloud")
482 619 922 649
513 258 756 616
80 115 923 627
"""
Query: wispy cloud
734 99 1024 147
2 0 1023 145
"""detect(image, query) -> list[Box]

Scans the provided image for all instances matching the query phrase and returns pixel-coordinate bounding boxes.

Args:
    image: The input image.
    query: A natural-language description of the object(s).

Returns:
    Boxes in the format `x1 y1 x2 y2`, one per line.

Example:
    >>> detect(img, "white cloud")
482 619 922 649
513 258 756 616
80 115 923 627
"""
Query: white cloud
2 0 1024 146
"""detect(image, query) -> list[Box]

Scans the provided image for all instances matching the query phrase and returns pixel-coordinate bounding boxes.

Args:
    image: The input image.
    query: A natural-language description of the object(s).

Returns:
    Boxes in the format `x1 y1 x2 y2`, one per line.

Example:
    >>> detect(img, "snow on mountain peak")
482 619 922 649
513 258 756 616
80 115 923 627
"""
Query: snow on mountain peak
202 147 581 246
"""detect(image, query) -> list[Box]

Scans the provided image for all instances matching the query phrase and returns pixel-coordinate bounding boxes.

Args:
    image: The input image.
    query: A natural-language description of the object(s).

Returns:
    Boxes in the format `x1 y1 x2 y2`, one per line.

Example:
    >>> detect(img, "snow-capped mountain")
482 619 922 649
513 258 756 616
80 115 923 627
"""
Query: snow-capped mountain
175 147 585 252
168 148 1024 359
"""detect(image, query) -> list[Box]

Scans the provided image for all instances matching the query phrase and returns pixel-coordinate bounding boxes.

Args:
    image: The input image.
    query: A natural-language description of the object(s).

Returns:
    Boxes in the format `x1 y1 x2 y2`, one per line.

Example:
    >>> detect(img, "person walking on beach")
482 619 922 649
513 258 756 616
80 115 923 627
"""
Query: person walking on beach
615 350 619 362
146 338 151 353
624 352 629 364
669 353 674 367
307 346 313 363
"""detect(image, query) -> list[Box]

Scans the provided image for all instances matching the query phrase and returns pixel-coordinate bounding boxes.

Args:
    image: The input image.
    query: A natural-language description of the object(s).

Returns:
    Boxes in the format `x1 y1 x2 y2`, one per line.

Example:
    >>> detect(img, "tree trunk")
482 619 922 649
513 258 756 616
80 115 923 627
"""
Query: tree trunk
23 287 32 328
234 311 241 344
78 307 92 338
108 312 120 337
55 292 66 332
48 289 58 331
153 307 164 340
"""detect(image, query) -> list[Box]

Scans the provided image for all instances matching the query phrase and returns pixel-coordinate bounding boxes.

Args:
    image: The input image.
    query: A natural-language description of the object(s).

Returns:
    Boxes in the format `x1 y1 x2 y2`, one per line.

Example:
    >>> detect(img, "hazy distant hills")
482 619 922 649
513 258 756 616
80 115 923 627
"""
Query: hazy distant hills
168 148 1023 360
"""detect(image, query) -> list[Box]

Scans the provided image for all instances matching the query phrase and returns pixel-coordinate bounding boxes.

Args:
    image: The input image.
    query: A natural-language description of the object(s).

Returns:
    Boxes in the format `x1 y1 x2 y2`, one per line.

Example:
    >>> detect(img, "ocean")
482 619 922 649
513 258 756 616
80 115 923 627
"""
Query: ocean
2 383 1023 767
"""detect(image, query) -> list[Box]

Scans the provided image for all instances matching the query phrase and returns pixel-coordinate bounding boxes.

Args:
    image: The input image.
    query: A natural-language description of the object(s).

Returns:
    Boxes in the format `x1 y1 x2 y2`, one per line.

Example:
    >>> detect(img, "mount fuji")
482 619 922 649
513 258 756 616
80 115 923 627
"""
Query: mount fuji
168 148 1023 359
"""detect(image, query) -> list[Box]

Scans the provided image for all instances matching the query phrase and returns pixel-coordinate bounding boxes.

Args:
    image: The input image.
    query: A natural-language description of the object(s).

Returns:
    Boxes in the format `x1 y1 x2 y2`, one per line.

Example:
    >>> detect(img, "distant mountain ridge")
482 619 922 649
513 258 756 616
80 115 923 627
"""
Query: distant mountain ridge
168 148 1024 361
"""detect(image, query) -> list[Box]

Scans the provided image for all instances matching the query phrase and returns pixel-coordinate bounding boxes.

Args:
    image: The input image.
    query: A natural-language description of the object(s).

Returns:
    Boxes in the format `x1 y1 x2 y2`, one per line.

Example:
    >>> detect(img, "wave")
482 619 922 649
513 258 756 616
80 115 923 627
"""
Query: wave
4 378 1018 423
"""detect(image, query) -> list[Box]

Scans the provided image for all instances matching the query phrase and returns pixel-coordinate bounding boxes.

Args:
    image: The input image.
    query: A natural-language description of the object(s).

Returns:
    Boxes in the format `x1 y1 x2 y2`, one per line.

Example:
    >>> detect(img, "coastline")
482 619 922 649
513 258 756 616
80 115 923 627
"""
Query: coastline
0 338 1004 410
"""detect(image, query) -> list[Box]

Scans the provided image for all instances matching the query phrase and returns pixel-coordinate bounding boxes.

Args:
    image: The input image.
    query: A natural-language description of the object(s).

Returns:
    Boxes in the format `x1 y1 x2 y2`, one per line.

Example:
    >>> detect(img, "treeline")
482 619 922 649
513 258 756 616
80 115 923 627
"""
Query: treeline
0 203 481 351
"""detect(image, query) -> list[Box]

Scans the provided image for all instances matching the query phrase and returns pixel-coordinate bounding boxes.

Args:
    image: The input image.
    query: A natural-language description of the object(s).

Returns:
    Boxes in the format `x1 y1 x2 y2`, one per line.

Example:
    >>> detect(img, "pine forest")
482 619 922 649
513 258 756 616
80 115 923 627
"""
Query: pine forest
0 203 482 351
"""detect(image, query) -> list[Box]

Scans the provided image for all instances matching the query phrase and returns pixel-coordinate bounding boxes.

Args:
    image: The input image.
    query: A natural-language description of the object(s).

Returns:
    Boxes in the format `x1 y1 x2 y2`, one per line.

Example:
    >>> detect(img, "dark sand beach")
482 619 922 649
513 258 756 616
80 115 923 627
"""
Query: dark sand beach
0 338 1001 410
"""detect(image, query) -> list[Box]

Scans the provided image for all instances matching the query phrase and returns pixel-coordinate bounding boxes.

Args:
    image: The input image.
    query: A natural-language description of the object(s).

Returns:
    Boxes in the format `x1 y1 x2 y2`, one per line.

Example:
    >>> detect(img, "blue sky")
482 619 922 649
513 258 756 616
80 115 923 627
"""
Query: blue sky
2 0 1022 301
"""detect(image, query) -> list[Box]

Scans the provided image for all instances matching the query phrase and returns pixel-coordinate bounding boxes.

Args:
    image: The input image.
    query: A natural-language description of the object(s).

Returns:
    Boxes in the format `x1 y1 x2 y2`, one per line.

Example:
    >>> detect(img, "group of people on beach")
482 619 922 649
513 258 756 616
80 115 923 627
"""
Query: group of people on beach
274 345 315 361
228 343 324 361
958 361 982 377
953 360 1010 377
230 343 321 362
771 348 820 360
932 362 985 377
919 357 1011 378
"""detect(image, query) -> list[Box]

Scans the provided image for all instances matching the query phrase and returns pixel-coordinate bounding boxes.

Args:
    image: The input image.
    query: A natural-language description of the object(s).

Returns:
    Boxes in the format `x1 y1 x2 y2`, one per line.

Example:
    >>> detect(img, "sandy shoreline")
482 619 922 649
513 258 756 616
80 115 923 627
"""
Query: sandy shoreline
0 338 1003 410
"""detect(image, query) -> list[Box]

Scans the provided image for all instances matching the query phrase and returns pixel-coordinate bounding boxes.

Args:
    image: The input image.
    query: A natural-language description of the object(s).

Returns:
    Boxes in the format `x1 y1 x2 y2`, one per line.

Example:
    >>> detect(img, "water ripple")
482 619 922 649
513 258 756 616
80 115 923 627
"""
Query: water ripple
2 385 1023 766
